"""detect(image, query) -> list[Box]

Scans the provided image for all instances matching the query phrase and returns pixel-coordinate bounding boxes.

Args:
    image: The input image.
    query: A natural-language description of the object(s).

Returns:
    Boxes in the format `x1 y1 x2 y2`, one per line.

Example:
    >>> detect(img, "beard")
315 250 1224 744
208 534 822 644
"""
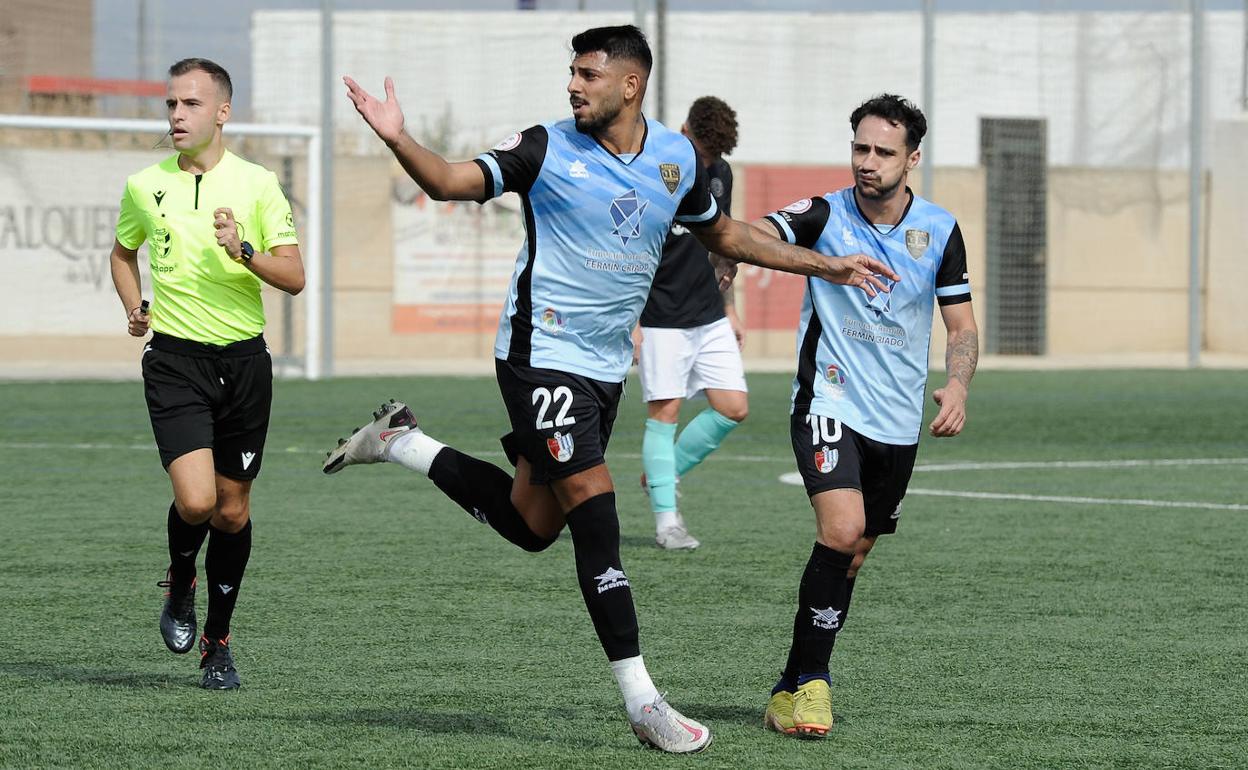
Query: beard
855 174 902 200
573 94 623 135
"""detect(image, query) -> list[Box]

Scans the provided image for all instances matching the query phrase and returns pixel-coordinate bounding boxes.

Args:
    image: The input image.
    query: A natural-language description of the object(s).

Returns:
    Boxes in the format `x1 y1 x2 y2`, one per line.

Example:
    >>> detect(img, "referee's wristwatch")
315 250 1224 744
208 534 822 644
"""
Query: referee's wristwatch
238 240 255 262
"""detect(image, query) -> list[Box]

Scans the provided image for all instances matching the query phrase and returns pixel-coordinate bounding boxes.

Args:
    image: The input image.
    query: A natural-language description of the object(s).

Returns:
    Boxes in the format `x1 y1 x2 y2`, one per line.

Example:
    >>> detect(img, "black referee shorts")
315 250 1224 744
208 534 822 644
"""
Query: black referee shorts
141 332 273 480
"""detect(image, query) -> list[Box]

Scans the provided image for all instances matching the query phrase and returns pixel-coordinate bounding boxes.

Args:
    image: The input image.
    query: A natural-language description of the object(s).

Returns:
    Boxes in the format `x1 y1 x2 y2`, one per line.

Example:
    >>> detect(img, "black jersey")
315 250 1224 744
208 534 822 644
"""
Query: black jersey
639 157 733 329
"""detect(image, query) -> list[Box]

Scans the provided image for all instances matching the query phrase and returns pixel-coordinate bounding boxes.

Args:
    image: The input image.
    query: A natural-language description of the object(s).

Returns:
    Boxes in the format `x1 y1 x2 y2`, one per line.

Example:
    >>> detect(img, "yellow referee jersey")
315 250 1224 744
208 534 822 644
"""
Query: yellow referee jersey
116 150 299 345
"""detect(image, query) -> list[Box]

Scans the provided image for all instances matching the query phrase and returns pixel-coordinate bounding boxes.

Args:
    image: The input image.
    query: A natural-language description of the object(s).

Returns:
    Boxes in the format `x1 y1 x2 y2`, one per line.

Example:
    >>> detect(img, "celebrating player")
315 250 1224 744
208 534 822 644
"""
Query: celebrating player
109 58 305 689
757 94 979 738
324 26 897 753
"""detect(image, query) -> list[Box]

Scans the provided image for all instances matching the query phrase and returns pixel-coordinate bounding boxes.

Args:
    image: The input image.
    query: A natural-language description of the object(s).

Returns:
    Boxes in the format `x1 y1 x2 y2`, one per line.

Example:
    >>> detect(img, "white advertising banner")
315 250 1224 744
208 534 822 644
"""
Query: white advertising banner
0 148 163 336
390 175 525 334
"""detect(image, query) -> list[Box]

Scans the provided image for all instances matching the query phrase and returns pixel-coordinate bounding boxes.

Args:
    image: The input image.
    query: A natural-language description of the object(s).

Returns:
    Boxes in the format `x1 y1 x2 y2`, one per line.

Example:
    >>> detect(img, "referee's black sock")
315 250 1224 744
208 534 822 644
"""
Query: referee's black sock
167 502 209 585
566 492 640 661
427 448 557 552
794 542 854 680
203 519 252 641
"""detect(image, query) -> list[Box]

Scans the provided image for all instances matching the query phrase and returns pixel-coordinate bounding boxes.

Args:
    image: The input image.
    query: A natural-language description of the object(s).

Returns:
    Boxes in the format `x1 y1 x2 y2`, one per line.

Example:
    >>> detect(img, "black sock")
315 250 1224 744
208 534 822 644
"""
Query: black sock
203 520 252 641
780 569 860 690
842 575 857 626
167 502 209 584
793 542 854 680
565 492 639 661
428 447 557 552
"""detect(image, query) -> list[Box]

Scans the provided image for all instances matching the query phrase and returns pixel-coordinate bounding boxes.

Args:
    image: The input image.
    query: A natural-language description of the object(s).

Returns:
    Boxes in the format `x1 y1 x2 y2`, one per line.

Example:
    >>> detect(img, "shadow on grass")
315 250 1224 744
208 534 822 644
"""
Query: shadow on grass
0 661 192 690
682 702 851 730
290 708 512 736
619 535 658 549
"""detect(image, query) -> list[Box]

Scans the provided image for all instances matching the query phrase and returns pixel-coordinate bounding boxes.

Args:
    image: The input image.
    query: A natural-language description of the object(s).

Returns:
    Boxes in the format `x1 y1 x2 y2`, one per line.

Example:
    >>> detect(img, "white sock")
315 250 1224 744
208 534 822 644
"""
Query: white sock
611 655 660 721
386 429 445 475
655 510 680 531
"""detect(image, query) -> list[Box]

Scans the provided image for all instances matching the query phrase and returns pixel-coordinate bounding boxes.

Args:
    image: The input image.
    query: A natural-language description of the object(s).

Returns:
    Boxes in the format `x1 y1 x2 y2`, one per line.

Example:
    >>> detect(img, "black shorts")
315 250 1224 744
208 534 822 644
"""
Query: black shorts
790 409 918 537
141 332 273 480
495 359 622 485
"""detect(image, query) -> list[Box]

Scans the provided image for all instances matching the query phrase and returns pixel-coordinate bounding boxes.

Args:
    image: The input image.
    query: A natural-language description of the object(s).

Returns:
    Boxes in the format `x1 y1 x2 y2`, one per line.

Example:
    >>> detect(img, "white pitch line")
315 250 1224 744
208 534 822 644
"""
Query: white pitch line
8 440 1247 511
905 487 1248 512
912 458 1248 472
7 442 1248 472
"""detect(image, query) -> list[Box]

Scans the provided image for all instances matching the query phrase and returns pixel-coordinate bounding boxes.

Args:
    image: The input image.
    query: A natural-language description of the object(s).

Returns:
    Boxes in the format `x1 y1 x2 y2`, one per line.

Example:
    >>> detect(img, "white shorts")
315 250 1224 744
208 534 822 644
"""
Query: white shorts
638 317 748 402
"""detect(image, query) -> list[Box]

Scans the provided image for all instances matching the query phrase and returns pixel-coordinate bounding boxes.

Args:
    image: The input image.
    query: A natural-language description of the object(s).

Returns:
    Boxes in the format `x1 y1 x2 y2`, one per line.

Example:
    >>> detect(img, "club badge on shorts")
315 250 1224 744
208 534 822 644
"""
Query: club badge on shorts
548 431 574 462
815 445 838 474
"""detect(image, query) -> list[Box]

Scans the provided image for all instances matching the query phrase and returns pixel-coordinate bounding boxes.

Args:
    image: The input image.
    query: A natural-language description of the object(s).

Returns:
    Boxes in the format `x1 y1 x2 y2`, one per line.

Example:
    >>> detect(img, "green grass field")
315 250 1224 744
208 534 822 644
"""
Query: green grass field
1 370 1245 769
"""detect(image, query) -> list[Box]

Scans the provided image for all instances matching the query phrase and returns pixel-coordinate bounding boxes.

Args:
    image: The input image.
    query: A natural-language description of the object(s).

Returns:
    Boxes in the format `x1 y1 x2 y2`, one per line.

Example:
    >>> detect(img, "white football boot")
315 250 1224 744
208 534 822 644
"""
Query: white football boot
629 695 712 753
322 400 418 474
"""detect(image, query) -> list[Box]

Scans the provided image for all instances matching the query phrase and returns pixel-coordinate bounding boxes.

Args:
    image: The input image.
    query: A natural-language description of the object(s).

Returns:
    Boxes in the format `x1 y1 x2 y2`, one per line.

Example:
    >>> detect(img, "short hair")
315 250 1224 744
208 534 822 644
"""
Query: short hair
168 58 233 100
685 96 738 158
571 25 652 74
850 94 927 152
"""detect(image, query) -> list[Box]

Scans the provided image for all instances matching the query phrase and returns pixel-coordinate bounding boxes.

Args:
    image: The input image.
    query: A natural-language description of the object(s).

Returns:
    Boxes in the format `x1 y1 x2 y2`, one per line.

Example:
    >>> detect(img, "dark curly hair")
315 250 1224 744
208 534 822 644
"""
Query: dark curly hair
571 25 652 74
850 93 926 152
685 96 738 158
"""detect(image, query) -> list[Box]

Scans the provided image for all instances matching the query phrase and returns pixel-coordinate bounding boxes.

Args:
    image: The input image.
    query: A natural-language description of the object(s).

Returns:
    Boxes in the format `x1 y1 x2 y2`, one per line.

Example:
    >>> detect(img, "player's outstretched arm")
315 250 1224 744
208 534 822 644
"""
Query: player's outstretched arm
343 75 485 202
692 215 899 297
930 301 978 438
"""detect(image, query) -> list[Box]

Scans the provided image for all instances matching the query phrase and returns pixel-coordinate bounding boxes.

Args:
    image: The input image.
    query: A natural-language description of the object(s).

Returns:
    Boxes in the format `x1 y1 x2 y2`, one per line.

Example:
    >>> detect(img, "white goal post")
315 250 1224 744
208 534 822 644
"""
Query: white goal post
0 114 324 380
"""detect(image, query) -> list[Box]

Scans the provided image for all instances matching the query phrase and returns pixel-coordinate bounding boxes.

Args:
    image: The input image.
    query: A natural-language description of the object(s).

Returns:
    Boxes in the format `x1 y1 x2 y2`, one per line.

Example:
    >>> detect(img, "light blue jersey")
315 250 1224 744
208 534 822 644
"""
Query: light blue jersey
765 188 972 445
475 119 720 382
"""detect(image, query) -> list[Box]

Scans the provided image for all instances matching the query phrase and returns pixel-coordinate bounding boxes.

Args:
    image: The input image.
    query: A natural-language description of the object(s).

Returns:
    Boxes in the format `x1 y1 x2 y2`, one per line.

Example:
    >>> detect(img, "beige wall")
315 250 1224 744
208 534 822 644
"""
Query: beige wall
3 153 1243 376
1208 119 1248 356
0 0 93 112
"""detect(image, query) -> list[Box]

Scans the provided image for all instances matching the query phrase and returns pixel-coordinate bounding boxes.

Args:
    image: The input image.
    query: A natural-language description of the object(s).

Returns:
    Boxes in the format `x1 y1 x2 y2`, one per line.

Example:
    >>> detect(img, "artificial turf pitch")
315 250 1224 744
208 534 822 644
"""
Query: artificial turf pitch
1 370 1245 768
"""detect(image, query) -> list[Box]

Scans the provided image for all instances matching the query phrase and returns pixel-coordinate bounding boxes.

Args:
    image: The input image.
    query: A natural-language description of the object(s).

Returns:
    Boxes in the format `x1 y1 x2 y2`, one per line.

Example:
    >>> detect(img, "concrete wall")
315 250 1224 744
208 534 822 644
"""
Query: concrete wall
2 154 1242 377
0 0 94 112
1208 119 1248 356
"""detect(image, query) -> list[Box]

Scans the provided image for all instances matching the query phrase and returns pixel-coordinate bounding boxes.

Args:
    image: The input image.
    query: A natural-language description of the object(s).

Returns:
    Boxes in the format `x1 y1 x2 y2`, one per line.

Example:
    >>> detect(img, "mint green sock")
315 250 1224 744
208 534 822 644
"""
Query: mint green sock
675 409 740 478
642 419 678 514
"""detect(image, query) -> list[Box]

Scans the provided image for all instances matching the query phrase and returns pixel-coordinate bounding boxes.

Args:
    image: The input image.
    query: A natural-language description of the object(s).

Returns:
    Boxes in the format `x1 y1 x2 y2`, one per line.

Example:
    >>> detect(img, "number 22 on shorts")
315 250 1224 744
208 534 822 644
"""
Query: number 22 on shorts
533 386 577 429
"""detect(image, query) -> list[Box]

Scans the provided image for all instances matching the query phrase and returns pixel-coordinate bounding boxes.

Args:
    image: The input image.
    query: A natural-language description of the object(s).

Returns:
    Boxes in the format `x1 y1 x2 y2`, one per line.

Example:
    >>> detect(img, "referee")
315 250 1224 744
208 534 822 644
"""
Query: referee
108 58 304 689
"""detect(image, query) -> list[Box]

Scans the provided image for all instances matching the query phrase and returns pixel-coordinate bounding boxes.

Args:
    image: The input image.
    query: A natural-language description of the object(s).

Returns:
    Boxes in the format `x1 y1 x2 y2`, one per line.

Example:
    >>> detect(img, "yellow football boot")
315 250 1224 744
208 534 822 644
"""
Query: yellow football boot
764 689 796 734
791 678 833 738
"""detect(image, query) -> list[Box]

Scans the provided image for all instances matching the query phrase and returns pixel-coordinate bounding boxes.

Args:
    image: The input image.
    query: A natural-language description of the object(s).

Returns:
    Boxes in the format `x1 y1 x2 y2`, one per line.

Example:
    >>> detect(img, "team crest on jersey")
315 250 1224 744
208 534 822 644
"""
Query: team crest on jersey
569 160 589 179
609 188 649 247
905 229 930 259
540 307 566 334
492 132 522 152
547 431 575 462
659 163 681 194
815 445 838 474
782 198 812 214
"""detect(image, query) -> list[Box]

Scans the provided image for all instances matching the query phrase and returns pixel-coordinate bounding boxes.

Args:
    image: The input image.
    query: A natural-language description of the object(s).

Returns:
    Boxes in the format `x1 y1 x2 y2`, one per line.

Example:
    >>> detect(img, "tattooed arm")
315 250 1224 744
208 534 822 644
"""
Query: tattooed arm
930 301 979 437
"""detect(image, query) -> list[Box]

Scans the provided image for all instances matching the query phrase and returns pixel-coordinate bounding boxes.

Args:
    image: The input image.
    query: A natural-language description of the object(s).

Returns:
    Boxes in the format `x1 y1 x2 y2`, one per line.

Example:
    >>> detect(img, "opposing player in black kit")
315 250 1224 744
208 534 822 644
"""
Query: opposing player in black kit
635 96 748 550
